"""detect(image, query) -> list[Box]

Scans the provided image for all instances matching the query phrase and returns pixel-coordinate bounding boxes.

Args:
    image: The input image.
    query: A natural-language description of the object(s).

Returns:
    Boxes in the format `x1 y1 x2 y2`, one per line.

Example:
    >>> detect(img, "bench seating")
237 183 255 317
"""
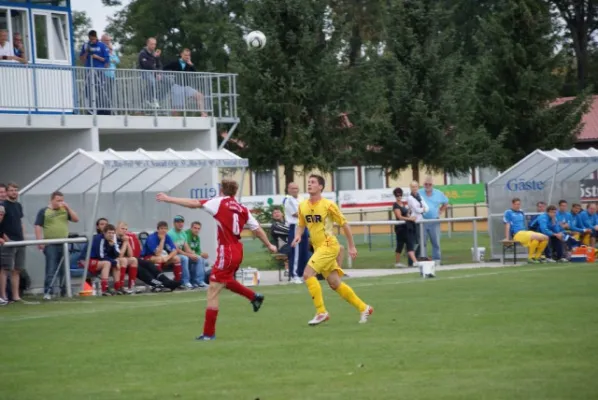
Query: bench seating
501 239 519 264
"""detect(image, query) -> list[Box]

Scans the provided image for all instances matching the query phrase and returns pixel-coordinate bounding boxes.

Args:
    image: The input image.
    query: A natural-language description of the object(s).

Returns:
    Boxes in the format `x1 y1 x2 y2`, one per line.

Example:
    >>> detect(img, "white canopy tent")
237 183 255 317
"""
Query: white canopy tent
487 148 598 259
20 148 248 291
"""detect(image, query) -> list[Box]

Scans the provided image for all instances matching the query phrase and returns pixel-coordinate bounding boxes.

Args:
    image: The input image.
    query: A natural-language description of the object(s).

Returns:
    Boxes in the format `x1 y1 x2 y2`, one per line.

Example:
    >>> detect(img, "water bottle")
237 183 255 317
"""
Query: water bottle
93 280 100 296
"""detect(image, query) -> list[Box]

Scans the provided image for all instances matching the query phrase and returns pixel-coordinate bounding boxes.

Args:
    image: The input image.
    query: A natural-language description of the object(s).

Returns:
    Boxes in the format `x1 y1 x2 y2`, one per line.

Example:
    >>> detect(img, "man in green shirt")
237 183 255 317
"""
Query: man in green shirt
34 190 79 299
167 215 197 289
185 221 209 287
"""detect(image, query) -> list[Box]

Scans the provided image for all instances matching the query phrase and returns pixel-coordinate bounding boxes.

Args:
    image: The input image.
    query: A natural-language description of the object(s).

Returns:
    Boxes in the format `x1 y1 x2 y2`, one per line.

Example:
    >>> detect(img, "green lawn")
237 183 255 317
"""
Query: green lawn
1 265 597 400
243 231 491 269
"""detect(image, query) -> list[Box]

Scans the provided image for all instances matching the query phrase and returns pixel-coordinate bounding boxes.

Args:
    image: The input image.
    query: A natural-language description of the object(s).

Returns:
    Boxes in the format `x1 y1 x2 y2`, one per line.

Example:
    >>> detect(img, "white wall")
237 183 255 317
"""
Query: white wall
0 129 94 187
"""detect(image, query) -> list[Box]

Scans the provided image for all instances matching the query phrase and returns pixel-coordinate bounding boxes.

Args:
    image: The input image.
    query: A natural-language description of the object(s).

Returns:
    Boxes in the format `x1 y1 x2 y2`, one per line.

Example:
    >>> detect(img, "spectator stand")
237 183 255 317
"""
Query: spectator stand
19 148 249 293
487 148 598 261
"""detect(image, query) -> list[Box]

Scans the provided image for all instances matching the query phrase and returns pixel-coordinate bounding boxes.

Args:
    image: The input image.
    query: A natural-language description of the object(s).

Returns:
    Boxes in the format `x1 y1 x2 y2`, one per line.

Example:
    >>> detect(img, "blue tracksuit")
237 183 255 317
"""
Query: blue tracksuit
538 213 565 259
578 210 598 230
570 212 586 233
90 233 120 266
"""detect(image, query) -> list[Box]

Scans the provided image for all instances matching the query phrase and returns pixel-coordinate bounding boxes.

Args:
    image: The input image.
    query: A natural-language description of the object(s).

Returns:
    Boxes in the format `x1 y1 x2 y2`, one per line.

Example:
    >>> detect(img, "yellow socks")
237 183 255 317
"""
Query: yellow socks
528 240 539 259
305 277 326 314
335 282 367 313
535 240 548 259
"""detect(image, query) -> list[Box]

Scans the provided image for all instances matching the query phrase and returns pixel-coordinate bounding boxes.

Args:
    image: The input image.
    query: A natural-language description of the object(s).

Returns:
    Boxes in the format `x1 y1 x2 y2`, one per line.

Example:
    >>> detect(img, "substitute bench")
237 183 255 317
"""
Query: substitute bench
501 239 519 264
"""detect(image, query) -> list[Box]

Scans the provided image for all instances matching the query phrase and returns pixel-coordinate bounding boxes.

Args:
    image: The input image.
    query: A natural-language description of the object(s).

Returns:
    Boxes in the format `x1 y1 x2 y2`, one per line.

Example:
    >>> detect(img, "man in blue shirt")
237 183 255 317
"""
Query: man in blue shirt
570 203 591 242
528 201 546 232
578 203 598 247
537 205 567 262
142 221 183 284
79 30 111 115
419 176 448 264
503 198 548 263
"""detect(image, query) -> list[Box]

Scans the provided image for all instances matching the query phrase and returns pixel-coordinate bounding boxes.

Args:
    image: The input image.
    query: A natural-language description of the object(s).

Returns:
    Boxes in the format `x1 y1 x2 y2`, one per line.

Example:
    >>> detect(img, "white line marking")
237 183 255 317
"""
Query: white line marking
0 265 579 323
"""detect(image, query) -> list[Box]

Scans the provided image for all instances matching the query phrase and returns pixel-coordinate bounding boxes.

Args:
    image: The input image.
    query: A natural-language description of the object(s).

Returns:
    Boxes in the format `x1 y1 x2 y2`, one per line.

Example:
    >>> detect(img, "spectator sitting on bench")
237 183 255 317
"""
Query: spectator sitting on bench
89 223 123 295
537 205 578 263
115 221 139 294
570 203 591 243
142 221 183 283
270 208 291 275
503 198 549 264
528 201 546 232
578 203 598 247
184 221 209 288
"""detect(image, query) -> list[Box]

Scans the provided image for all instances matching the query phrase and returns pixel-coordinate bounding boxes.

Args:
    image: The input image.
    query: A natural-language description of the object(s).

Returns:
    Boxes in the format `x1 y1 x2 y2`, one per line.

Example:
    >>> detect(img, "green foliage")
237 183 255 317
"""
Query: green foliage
472 0 591 169
252 203 283 224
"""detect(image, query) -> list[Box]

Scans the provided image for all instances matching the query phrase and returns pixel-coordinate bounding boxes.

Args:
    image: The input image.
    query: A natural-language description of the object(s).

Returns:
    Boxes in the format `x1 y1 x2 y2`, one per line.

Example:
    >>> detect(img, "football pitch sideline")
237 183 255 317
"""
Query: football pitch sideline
1 265 597 400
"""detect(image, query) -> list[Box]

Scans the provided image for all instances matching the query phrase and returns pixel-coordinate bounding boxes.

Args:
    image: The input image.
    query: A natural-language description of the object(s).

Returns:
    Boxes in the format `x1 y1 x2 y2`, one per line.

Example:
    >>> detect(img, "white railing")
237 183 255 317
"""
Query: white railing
1 237 87 298
0 63 238 119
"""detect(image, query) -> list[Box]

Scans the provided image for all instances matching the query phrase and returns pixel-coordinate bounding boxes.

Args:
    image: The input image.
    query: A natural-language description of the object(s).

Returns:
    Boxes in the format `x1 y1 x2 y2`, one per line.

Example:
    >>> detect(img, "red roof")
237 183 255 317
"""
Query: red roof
554 96 598 142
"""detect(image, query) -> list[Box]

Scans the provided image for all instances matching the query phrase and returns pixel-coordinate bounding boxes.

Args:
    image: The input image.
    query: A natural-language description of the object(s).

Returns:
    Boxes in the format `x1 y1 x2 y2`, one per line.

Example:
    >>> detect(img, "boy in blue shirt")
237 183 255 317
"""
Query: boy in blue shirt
578 203 598 246
570 203 591 242
143 221 183 284
79 30 109 68
503 198 549 263
538 205 568 262
79 30 111 115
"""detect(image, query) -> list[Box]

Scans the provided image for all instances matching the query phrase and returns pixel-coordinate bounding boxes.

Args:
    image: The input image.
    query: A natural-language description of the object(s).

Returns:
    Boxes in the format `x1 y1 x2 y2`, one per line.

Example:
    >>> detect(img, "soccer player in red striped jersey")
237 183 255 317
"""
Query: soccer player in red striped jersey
156 179 277 341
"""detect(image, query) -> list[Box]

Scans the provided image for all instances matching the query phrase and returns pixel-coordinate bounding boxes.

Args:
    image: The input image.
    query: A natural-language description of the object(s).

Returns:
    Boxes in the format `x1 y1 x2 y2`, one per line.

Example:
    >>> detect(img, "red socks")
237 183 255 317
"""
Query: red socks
119 268 126 287
128 266 137 288
101 279 108 293
225 280 256 301
173 264 182 282
203 307 219 337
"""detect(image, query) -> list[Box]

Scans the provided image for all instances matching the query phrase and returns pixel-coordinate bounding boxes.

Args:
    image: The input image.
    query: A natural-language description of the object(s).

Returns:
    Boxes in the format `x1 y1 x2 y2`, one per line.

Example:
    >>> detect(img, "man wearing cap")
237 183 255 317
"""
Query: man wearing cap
167 215 197 289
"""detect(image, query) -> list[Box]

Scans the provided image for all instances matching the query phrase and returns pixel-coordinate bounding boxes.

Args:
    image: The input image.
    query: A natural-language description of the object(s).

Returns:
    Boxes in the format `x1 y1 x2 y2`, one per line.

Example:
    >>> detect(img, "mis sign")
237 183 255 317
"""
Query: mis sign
505 179 545 191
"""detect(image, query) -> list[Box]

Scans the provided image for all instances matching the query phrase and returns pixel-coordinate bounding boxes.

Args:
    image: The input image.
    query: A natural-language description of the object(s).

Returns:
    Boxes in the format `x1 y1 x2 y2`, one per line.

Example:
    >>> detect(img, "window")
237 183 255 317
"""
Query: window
33 11 69 63
477 167 500 183
31 1 68 6
362 166 385 189
0 7 29 61
253 170 275 195
335 167 357 191
446 170 473 185
33 14 49 59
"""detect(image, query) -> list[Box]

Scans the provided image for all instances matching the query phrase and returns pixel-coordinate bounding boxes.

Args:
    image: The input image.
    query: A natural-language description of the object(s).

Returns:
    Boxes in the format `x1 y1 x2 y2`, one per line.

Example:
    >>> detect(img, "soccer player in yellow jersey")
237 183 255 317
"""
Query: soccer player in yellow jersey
292 174 374 325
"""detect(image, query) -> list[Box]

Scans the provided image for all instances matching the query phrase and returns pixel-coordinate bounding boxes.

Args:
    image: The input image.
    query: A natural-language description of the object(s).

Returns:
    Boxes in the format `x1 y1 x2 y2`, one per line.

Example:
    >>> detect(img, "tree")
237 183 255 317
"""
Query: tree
72 10 92 55
550 0 598 91
473 0 590 169
227 0 381 187
365 0 490 181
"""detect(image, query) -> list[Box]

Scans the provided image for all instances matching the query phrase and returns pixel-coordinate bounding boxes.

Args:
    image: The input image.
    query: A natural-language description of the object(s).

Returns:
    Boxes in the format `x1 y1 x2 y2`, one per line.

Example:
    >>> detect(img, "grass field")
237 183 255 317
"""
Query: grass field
1 264 597 400
243 231 491 269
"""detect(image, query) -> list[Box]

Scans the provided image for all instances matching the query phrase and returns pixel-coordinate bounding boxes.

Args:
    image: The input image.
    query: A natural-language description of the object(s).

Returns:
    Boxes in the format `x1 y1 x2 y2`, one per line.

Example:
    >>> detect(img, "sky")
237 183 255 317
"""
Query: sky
70 0 130 36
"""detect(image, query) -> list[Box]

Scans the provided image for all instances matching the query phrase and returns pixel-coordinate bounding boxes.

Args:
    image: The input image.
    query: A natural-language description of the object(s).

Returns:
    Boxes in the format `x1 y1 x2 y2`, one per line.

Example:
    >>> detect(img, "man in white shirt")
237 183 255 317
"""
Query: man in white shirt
0 30 17 63
407 181 428 266
283 182 309 284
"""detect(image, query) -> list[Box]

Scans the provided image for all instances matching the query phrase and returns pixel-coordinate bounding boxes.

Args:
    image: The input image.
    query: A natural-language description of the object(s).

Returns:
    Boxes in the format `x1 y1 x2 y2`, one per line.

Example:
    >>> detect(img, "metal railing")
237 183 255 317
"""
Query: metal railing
0 63 238 119
1 237 87 298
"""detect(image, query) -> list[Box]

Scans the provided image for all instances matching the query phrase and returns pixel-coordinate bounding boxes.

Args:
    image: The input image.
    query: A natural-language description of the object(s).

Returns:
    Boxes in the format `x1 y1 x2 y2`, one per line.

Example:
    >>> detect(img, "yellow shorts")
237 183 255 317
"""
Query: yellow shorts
307 245 344 279
513 230 533 247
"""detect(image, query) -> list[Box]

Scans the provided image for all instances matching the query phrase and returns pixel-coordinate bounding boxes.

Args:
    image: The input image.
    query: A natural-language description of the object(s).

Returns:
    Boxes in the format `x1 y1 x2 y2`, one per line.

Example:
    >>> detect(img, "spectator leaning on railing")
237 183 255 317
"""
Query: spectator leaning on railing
162 48 207 116
101 34 120 114
419 176 448 265
34 191 79 300
0 29 26 64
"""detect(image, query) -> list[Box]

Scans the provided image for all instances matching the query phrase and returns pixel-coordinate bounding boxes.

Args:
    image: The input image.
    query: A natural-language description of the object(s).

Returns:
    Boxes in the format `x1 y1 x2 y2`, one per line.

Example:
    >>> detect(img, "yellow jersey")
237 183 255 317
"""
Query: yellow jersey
298 197 347 249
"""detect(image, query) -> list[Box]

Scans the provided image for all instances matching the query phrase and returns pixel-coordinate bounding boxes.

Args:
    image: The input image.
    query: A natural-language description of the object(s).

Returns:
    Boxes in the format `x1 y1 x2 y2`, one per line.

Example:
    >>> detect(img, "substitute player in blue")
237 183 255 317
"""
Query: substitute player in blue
578 203 598 246
284 182 309 284
504 198 549 263
537 205 576 262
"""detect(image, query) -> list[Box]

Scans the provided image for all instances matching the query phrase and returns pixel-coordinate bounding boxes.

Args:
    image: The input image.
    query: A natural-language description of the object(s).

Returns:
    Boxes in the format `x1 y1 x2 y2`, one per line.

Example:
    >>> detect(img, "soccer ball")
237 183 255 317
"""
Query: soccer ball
246 31 266 49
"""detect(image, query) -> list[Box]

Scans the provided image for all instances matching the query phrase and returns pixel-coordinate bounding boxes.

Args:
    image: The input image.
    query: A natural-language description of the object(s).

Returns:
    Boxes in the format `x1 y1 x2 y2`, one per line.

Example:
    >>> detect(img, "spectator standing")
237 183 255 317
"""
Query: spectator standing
12 32 27 64
0 183 6 202
138 37 162 108
101 34 120 114
418 176 448 265
167 215 195 289
79 30 110 115
185 221 209 288
0 205 7 306
407 181 428 265
34 191 79 300
162 48 208 116
0 183 25 303
392 188 419 268
284 182 309 284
